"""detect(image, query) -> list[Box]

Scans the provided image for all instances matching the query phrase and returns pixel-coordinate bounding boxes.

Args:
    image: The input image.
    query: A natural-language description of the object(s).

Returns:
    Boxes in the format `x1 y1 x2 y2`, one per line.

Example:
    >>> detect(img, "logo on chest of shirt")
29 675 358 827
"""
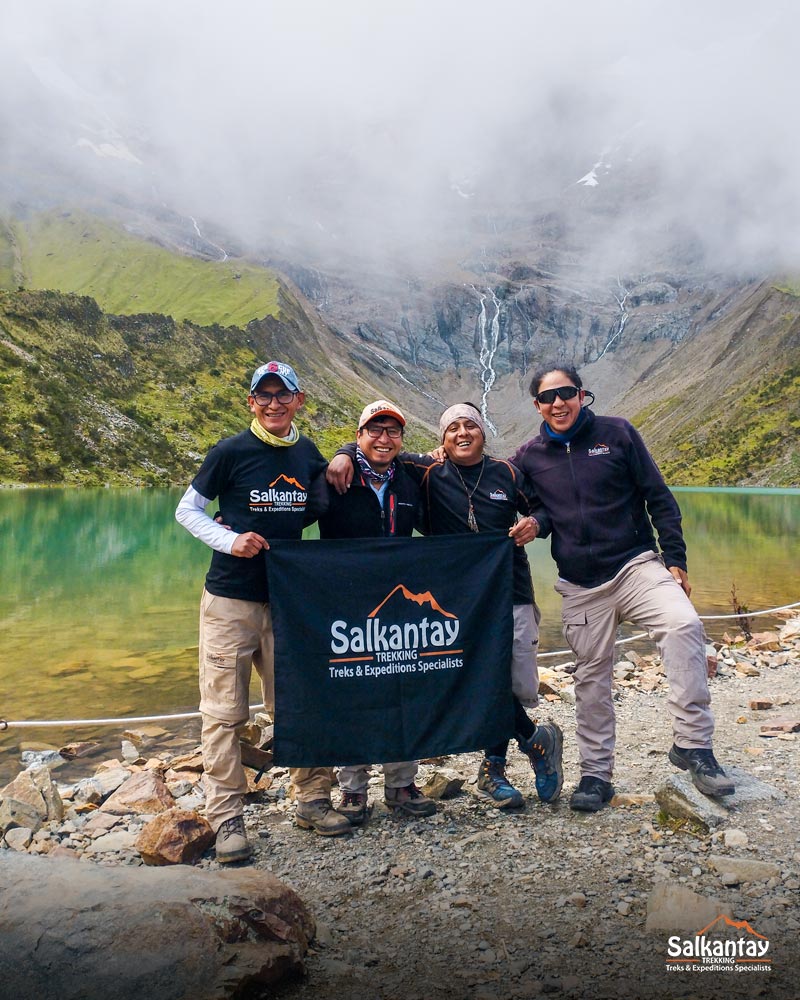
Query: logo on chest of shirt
489 489 508 501
249 473 308 513
587 443 611 456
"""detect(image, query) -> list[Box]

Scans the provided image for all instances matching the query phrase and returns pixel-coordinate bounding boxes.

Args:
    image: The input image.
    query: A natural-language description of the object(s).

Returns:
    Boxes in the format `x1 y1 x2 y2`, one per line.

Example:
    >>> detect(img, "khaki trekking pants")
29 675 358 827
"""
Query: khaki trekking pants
555 552 714 782
199 589 333 831
338 760 419 795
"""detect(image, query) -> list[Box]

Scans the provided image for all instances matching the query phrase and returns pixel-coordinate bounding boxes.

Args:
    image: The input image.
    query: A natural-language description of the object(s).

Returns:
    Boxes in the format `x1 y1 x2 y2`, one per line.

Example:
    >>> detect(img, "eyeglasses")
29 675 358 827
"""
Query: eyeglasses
534 385 580 405
362 424 403 439
252 389 296 406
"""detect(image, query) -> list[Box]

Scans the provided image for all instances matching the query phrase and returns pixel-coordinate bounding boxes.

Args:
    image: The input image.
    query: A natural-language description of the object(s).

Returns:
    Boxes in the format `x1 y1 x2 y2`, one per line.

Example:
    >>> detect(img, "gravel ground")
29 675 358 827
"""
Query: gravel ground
6 625 799 1000
223 628 800 1000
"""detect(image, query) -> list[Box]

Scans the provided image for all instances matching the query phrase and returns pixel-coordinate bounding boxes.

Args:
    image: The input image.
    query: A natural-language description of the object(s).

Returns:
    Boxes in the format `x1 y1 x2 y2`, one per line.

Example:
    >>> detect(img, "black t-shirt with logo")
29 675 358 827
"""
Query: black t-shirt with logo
410 455 536 604
192 429 328 602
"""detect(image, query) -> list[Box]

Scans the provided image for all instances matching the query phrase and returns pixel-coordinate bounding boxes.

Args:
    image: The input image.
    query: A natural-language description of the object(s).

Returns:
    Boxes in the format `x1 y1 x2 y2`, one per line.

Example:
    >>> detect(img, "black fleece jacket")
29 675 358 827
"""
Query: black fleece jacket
318 457 420 539
509 409 687 588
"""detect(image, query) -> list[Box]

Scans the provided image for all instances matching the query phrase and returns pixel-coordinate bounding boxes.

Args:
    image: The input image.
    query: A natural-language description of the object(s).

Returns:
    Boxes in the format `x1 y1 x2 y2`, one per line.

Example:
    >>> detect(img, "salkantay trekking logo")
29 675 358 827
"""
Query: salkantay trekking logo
588 442 611 456
489 489 508 501
328 584 463 681
249 473 308 513
666 915 771 974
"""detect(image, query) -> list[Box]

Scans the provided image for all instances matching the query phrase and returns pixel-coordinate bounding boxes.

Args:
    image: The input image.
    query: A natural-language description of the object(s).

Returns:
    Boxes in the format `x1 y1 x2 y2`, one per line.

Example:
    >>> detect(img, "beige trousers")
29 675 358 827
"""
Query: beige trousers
555 552 713 782
338 760 419 795
199 589 333 831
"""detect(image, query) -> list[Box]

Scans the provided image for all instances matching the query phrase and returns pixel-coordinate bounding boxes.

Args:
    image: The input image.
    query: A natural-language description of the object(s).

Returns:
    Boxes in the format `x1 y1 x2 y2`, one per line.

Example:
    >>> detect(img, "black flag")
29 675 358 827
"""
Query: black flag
266 532 515 766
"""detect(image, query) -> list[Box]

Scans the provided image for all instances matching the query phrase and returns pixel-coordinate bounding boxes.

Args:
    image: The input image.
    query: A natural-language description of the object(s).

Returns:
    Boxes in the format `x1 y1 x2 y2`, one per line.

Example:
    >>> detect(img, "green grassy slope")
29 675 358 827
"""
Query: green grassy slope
0 288 435 486
2 210 280 328
629 284 800 487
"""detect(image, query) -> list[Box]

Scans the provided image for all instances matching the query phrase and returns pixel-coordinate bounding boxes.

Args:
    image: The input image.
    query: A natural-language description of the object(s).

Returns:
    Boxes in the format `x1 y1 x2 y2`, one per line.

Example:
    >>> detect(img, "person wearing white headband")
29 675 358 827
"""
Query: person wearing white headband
327 401 564 810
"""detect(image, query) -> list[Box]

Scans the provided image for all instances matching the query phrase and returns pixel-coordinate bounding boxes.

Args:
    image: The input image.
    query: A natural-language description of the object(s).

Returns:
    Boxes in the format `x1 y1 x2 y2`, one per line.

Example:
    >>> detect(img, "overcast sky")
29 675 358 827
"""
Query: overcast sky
2 0 799 275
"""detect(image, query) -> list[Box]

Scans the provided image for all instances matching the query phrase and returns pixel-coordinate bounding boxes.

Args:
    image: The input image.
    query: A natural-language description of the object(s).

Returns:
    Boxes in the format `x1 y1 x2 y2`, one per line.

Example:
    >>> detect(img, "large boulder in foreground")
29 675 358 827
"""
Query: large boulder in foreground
0 854 314 1000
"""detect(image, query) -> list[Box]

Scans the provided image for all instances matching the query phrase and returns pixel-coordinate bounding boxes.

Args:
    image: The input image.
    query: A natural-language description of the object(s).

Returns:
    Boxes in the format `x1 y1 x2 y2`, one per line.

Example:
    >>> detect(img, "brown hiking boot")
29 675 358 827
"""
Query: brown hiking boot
215 815 252 864
295 798 353 836
337 790 370 826
384 783 436 817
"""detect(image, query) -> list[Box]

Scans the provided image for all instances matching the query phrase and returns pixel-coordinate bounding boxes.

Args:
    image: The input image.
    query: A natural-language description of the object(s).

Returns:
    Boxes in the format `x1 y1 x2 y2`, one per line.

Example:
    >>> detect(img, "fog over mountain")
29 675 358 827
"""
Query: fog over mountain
3 0 800 276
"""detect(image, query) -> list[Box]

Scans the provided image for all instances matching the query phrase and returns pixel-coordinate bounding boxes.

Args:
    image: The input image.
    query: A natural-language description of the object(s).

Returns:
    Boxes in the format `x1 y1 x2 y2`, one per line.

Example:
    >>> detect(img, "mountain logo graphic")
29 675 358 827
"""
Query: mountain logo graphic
329 583 461 658
696 915 768 940
666 912 771 967
369 584 456 619
269 473 306 490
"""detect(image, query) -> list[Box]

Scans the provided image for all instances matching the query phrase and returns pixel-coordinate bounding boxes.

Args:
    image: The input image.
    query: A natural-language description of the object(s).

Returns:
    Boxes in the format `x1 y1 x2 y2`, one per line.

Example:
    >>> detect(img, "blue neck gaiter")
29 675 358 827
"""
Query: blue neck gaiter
543 406 588 444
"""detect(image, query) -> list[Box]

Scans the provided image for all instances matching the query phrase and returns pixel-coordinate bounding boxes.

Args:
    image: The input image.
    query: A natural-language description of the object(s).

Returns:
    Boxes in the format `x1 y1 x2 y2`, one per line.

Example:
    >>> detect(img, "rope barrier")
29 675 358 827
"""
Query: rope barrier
2 601 798 732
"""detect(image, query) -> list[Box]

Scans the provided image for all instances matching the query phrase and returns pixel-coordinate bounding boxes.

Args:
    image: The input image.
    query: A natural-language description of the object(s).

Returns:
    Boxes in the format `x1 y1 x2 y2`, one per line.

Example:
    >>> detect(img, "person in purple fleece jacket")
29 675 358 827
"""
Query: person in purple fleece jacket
510 365 734 812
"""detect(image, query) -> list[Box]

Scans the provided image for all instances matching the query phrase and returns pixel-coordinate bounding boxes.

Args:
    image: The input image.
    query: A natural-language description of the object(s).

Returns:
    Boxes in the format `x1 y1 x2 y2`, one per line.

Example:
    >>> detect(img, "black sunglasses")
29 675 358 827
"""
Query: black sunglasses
535 385 580 405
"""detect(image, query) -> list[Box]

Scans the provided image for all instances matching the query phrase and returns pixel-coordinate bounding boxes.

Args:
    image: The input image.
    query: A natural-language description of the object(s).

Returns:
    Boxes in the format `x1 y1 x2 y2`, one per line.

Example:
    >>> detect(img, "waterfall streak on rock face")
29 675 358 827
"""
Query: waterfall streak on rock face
360 344 445 405
594 277 629 361
470 285 499 435
188 215 229 262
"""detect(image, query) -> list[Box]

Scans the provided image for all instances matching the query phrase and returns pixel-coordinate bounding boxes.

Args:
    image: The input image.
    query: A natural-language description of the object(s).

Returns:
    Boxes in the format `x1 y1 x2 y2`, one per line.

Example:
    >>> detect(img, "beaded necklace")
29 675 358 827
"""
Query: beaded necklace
451 457 485 533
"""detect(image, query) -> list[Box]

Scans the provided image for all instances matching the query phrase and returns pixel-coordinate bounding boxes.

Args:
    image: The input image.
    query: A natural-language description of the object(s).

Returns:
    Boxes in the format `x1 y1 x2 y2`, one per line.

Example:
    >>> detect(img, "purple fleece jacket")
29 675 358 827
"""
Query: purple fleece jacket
509 409 687 588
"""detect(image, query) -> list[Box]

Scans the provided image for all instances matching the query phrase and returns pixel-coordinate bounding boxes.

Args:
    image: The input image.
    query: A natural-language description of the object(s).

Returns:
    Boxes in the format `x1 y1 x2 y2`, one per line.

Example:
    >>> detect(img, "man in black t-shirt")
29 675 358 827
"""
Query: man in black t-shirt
176 360 350 863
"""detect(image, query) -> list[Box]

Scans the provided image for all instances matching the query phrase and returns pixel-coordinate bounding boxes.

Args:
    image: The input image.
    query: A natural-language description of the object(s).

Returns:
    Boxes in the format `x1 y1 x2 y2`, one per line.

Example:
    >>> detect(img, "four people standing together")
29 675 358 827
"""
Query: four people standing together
177 358 733 864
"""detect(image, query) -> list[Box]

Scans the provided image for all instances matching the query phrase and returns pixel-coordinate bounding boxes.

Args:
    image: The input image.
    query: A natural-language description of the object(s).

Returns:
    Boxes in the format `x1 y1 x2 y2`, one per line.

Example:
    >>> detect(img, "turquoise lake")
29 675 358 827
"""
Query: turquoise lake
1 487 797 778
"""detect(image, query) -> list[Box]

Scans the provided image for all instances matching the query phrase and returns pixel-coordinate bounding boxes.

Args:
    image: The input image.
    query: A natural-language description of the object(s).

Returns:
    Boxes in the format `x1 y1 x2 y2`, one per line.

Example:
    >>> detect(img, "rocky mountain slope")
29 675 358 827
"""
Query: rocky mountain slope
1 206 797 486
0 284 433 486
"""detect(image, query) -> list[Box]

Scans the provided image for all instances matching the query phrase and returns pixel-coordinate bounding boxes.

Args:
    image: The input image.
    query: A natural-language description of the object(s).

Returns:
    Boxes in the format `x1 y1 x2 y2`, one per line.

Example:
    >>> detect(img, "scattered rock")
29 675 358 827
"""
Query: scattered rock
122 726 168 744
100 770 175 816
4 826 33 850
654 774 730 829
58 741 100 760
0 766 63 824
0 853 314 999
645 882 731 931
419 769 465 800
723 828 749 848
135 808 214 865
84 830 138 855
759 717 800 736
707 856 781 882
611 792 656 807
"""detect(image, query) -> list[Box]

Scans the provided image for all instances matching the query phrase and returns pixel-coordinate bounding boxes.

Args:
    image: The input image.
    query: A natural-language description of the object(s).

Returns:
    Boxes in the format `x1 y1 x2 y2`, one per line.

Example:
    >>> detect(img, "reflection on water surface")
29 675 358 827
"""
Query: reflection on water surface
1 487 797 778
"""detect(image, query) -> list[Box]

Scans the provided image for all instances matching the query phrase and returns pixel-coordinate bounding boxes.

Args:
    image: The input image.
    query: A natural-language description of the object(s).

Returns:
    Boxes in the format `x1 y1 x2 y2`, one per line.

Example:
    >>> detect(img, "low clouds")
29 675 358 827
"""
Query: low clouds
2 0 799 274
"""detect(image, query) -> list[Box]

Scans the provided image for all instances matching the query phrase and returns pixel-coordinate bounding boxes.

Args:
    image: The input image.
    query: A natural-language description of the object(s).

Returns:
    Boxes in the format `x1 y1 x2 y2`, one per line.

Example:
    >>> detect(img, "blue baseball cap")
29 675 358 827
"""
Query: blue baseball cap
250 360 301 393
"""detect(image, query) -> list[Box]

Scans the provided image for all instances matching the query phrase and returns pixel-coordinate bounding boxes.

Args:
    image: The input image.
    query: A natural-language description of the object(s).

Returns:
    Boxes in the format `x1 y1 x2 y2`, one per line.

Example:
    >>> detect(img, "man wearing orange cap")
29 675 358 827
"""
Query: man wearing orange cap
318 399 437 824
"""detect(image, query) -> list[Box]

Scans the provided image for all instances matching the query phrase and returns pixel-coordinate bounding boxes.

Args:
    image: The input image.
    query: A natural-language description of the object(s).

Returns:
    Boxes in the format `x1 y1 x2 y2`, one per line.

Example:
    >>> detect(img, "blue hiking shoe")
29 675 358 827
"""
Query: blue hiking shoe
518 722 564 803
476 756 524 809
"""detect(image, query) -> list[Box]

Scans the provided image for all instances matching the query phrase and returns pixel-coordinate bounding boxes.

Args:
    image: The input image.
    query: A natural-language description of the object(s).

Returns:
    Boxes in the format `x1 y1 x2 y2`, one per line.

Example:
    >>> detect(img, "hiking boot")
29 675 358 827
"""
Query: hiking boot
337 790 370 826
384 783 436 817
569 776 615 812
295 798 353 836
669 744 735 797
518 722 564 802
215 815 252 864
476 756 524 809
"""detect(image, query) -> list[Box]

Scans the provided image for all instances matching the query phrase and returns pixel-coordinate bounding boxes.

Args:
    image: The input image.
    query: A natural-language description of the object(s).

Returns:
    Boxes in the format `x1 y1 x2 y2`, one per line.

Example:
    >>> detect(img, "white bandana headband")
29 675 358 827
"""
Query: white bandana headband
439 403 486 442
